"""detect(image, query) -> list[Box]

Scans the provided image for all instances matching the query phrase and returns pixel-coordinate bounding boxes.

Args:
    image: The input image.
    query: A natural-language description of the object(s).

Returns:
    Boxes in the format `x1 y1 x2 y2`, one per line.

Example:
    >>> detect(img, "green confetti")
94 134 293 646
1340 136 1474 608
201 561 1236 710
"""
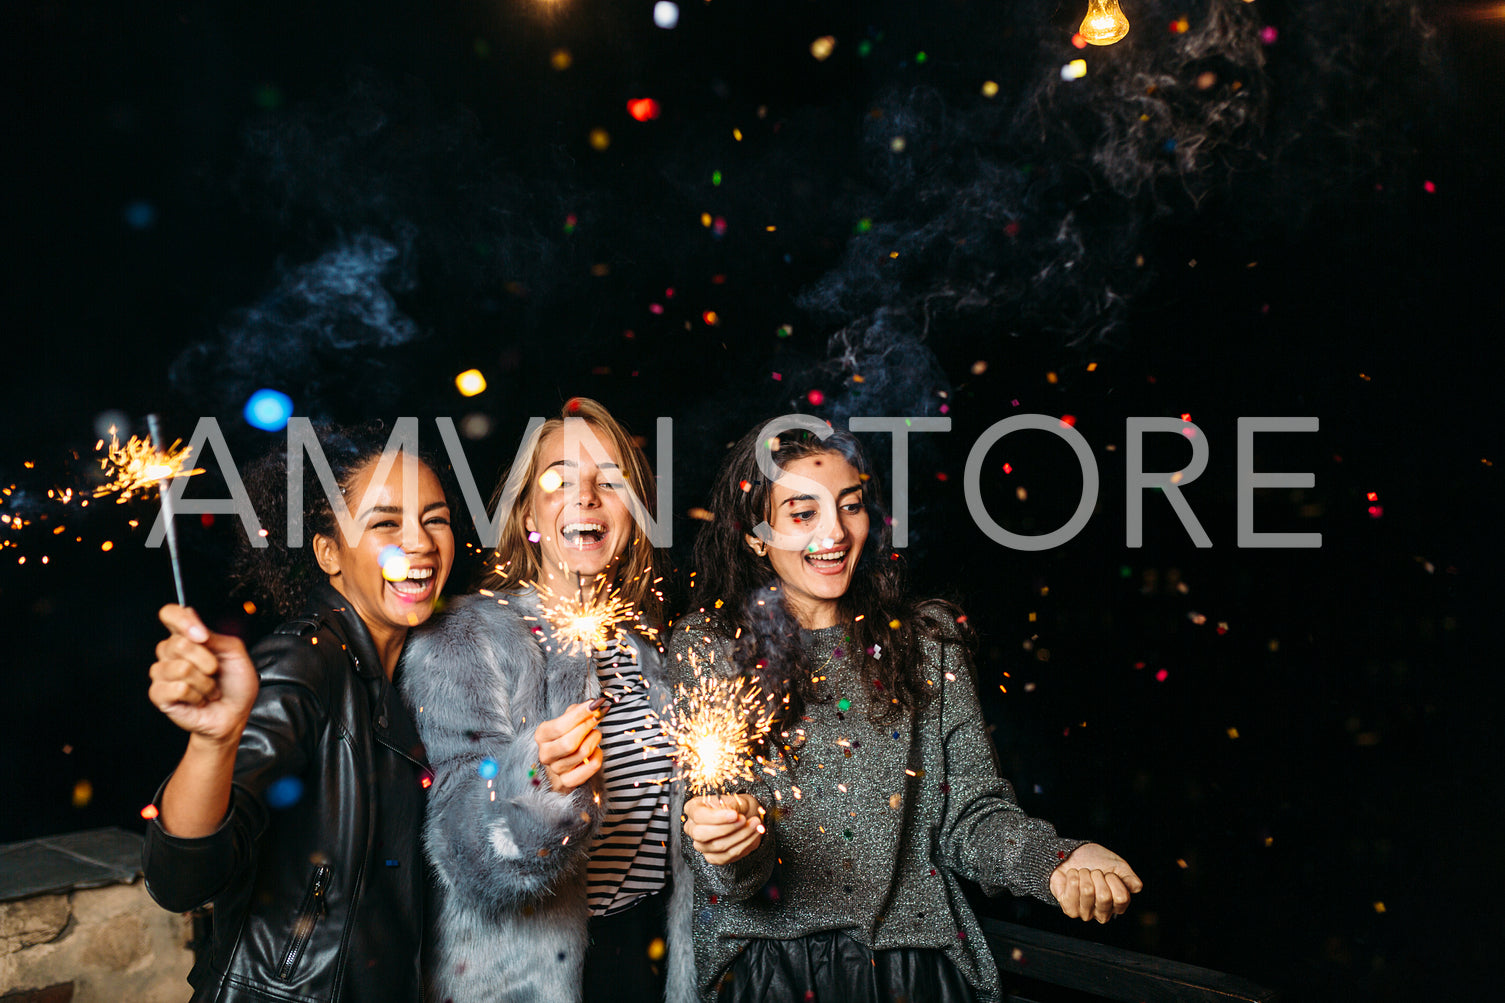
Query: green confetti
838 698 851 712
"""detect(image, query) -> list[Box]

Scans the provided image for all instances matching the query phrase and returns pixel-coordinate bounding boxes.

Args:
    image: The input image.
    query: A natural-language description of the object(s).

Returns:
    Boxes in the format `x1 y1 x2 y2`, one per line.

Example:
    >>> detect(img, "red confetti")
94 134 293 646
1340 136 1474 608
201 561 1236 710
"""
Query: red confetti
1071 33 1088 49
1002 463 1013 474
1059 414 1077 428
200 513 215 527
1155 669 1169 682
140 803 160 820
626 97 661 122
1423 180 1436 193
807 389 826 406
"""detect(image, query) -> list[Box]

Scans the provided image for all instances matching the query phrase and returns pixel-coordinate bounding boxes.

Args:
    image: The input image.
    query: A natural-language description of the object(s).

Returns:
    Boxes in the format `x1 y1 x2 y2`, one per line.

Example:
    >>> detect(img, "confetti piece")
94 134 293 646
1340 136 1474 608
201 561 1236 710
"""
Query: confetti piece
981 80 999 97
652 2 679 30
455 369 487 397
589 128 610 150
245 388 294 432
810 36 836 61
627 98 662 122
551 49 573 71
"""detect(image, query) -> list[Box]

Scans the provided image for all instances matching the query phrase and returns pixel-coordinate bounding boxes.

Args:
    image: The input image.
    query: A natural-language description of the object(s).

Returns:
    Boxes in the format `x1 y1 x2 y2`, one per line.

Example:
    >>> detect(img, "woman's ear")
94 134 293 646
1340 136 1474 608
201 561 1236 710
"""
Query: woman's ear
523 510 537 534
312 534 341 577
744 532 767 557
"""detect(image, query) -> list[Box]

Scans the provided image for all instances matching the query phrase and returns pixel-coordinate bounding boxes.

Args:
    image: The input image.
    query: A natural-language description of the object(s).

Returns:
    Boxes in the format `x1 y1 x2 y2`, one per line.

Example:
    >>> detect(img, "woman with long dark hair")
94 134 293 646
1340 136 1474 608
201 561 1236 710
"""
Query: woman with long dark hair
400 398 695 1003
142 424 456 1002
672 419 1141 1003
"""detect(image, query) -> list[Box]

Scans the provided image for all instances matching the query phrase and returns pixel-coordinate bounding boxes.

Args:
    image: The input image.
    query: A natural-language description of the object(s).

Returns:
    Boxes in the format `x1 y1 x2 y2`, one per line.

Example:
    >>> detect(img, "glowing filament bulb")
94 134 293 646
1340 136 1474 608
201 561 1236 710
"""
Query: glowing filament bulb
1079 0 1129 46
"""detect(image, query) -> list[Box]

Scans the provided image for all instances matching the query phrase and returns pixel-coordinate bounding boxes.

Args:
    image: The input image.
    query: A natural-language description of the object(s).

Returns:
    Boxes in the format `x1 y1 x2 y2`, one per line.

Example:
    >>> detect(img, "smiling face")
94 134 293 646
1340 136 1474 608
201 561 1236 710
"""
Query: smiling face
312 455 454 670
523 424 635 587
749 451 870 629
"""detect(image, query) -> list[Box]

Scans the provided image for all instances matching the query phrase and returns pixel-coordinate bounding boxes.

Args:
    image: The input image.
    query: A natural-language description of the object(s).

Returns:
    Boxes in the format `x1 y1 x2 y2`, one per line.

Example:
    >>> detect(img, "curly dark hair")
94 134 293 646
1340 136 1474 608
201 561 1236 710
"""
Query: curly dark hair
230 421 455 619
688 420 973 735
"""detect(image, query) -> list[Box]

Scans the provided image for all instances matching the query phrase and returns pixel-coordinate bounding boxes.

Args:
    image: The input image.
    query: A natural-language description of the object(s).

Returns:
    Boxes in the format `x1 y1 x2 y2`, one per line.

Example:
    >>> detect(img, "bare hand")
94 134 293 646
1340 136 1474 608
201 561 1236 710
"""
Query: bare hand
149 605 257 746
683 793 765 865
534 702 604 792
1048 843 1142 924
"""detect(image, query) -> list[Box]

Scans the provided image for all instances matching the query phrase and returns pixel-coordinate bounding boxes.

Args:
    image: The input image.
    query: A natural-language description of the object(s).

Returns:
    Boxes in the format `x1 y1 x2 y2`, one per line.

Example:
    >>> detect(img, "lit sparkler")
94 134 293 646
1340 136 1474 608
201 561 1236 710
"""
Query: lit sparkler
532 578 655 656
656 651 777 796
93 426 202 503
94 418 201 605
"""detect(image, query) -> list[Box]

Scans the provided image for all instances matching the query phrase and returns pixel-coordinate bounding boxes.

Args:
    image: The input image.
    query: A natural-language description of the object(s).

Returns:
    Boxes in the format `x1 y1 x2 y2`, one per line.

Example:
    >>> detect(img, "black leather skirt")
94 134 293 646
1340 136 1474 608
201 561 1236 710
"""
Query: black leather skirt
715 930 979 1003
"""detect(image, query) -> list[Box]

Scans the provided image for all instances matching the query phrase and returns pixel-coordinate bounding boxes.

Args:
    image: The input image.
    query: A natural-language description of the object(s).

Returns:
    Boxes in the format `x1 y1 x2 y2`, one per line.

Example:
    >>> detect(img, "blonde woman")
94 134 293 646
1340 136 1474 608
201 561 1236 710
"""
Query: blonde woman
401 399 694 1003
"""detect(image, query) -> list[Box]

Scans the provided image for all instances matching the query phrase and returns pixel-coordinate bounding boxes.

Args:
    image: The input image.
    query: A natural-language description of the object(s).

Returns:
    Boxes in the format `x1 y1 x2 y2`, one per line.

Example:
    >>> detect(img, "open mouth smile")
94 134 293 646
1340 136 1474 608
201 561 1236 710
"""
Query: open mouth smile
560 521 608 548
388 566 437 602
803 546 850 575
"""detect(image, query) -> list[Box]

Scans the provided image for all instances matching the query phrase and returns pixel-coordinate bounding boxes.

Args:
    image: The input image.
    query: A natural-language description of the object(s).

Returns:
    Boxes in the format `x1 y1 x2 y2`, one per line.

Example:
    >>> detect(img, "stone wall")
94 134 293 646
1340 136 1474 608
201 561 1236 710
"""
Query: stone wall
0 880 192 1002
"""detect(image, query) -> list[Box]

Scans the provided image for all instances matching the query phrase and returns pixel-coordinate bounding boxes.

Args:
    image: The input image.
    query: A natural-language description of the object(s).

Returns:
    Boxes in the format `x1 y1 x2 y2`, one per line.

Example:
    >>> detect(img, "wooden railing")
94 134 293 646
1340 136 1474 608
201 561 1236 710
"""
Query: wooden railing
983 918 1281 1003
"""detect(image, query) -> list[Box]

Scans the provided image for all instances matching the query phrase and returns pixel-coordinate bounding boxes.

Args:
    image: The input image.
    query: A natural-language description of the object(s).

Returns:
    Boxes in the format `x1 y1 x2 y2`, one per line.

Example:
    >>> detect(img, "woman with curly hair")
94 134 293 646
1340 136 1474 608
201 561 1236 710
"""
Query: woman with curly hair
400 398 695 1003
672 418 1141 1003
142 424 456 1002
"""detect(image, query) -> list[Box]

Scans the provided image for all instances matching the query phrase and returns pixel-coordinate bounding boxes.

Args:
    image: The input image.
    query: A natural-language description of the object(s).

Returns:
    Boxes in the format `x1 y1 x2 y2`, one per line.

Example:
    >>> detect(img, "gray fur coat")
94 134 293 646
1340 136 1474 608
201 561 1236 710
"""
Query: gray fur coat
400 588 696 1003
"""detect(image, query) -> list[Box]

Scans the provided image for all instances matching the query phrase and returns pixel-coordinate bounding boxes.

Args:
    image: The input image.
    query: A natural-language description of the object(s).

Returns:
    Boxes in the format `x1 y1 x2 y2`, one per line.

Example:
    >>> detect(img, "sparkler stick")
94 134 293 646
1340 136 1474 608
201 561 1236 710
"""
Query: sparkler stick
146 414 187 606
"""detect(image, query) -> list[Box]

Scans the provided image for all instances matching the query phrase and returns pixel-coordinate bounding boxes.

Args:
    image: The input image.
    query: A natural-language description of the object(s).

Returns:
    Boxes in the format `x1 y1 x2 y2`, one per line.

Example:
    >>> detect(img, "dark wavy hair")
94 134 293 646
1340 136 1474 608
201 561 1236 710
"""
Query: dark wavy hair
689 420 972 735
231 421 454 619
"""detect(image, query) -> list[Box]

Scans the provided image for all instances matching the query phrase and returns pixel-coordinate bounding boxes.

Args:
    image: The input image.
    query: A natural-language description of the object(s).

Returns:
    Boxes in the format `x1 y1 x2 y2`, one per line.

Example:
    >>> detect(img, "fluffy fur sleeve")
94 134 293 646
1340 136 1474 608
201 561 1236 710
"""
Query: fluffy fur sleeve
401 593 606 913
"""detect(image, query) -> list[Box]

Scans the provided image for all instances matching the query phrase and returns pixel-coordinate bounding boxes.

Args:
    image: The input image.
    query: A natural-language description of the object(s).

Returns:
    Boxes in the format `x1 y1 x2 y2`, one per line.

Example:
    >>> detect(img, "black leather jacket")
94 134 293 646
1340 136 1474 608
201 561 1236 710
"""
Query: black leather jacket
143 584 429 1002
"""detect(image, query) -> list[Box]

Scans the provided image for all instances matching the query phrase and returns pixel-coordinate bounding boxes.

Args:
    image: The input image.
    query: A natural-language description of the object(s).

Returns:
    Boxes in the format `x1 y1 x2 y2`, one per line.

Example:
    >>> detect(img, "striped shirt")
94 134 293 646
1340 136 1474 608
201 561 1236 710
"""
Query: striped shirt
586 639 675 916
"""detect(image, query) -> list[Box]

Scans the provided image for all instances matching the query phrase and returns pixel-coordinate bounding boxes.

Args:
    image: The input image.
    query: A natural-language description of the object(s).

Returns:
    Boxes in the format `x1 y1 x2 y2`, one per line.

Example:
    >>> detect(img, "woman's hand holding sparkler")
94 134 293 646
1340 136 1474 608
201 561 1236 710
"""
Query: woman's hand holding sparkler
150 605 259 839
683 793 765 865
1048 843 1143 924
150 605 258 744
534 700 607 793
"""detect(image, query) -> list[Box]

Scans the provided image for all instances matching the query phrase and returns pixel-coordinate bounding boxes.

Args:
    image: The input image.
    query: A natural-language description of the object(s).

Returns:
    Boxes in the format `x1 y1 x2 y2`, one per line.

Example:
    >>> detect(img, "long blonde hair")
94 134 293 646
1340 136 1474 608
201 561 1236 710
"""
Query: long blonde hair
479 397 663 625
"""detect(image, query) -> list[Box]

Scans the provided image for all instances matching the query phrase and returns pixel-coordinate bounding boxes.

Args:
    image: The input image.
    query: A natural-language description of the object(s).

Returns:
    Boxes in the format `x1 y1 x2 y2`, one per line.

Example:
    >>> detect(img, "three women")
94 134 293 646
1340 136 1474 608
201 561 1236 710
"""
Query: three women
144 406 1137 1003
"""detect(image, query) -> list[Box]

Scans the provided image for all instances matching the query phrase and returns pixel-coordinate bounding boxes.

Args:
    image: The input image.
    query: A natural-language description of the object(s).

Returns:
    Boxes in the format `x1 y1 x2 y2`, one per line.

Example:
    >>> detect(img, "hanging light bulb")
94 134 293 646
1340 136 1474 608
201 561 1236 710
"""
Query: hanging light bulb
1079 0 1130 46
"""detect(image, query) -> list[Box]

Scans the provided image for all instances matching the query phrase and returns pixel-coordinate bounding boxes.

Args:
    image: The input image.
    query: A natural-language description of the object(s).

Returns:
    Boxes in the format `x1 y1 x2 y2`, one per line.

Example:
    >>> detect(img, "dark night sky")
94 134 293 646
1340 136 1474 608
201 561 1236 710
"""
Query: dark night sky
3 2 1502 1000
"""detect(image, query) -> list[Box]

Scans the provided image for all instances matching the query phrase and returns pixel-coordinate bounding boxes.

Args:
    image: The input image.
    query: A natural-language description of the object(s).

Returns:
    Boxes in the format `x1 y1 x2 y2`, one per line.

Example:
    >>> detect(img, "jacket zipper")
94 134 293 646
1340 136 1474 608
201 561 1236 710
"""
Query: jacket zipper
278 864 331 981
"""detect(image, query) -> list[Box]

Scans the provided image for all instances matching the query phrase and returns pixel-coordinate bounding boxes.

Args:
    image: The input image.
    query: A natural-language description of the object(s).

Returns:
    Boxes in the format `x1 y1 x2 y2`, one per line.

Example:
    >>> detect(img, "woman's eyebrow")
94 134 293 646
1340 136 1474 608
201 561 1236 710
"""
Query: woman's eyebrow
357 504 403 519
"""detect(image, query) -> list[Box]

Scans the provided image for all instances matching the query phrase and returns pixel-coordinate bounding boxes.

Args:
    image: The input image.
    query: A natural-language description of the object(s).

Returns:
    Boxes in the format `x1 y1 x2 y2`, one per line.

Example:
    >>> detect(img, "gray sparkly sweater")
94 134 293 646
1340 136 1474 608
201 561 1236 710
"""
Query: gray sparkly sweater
668 611 1083 1003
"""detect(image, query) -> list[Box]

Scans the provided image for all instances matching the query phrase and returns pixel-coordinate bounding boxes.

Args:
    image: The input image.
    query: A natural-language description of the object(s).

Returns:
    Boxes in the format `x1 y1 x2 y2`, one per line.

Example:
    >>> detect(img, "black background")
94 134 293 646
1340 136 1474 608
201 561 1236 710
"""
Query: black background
3 2 1501 1000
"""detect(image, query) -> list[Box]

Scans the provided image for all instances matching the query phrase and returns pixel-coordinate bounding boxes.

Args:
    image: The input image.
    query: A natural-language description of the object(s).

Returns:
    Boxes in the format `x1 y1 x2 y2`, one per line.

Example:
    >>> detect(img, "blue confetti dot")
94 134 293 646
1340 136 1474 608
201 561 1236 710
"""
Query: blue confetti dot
1163 138 1178 153
477 758 499 779
244 388 293 431
122 200 157 230
266 776 304 809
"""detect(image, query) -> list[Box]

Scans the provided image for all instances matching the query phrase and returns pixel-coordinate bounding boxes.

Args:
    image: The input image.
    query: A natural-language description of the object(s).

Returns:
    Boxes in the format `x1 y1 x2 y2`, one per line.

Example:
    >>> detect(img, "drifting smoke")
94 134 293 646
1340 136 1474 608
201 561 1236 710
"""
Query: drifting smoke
170 230 420 420
796 0 1437 417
